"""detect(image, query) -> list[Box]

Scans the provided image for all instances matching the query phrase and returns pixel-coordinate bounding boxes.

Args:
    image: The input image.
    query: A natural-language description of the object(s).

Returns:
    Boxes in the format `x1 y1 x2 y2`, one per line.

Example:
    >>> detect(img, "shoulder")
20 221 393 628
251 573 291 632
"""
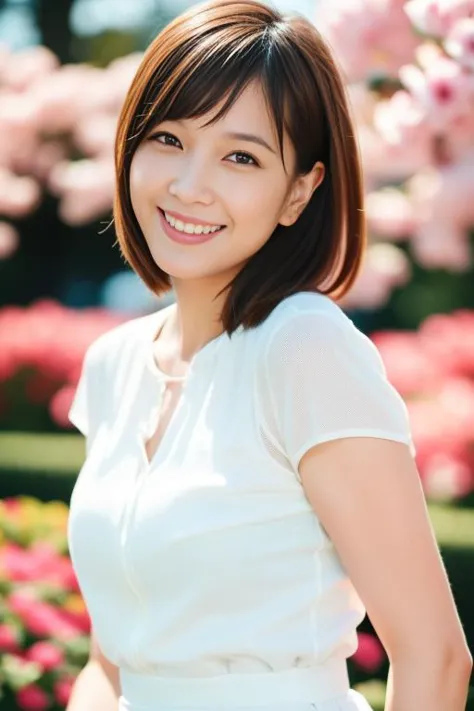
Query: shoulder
261 291 373 349
264 291 348 329
256 291 385 374
82 305 170 379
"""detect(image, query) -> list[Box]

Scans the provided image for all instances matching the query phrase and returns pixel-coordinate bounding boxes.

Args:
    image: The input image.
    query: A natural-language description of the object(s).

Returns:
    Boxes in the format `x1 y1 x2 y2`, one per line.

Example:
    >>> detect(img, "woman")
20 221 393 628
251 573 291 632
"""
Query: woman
66 1 472 710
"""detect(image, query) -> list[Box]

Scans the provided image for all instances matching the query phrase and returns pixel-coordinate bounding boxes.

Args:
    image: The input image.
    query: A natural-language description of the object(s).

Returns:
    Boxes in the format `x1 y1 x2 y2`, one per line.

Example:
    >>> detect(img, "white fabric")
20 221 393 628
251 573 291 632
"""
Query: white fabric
68 291 414 711
118 664 374 710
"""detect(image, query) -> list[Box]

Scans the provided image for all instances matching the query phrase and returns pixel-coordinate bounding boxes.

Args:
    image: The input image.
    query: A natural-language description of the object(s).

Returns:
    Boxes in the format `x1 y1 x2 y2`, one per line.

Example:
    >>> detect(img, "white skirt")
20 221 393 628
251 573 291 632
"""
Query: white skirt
118 659 374 711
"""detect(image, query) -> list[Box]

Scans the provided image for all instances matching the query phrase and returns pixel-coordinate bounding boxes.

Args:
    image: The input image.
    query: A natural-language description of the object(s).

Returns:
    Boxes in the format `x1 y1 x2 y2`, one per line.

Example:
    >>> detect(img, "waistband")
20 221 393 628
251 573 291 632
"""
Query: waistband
119 658 350 709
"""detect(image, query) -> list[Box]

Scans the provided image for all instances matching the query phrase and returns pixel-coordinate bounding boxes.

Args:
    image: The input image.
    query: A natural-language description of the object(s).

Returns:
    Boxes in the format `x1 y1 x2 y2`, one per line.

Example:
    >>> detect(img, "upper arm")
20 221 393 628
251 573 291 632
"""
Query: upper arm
89 628 121 694
299 434 470 664
261 303 469 662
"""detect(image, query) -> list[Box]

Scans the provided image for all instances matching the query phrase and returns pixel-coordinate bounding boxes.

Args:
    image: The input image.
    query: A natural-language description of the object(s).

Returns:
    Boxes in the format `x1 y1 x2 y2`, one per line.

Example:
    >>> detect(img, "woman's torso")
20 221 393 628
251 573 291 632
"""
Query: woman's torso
67 292 375 709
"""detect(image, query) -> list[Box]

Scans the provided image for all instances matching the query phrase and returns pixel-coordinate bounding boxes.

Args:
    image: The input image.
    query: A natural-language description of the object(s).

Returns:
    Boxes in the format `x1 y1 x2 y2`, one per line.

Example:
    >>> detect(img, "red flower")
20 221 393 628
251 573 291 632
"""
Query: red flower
2 542 81 590
49 385 77 429
53 676 75 706
25 641 65 671
3 498 21 513
0 623 21 653
352 632 386 673
16 684 51 711
8 591 84 640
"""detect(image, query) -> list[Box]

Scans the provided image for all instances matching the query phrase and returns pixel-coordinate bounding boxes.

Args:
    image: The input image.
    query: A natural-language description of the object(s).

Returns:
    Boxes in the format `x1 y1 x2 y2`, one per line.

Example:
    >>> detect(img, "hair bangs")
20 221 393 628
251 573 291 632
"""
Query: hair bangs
137 29 290 165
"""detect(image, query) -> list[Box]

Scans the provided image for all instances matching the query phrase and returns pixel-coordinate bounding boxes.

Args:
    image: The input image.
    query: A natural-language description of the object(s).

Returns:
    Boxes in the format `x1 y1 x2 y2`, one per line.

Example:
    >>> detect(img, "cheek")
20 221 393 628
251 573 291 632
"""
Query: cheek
228 179 288 228
130 148 166 204
129 153 150 205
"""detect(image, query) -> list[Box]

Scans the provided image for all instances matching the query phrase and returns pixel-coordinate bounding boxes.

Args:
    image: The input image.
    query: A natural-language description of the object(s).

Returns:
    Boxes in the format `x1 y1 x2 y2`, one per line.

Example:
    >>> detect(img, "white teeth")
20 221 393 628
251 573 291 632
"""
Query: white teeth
163 211 222 235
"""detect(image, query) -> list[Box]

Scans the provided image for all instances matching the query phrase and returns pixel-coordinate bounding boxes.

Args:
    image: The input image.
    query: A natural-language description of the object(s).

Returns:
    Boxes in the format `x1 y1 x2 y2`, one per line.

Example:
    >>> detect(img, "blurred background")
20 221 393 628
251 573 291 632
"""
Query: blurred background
0 0 473 709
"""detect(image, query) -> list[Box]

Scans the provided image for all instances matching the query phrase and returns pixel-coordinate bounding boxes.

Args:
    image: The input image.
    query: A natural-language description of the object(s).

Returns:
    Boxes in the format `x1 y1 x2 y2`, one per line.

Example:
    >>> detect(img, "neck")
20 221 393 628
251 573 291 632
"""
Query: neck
162 272 233 362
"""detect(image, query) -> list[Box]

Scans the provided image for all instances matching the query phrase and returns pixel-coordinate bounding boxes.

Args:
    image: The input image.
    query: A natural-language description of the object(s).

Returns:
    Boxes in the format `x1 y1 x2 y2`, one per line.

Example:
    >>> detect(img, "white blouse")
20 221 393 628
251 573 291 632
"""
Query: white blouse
67 291 414 708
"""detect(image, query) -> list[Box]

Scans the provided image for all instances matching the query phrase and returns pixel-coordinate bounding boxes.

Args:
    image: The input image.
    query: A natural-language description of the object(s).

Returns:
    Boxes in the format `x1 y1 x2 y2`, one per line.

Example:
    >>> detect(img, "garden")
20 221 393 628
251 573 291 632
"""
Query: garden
1 0 474 708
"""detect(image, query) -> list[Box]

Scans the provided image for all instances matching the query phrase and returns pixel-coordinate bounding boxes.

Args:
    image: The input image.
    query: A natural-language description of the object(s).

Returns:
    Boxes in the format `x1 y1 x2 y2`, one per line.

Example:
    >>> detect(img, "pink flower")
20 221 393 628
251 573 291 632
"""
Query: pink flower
53 676 75 706
353 632 386 672
2 46 58 92
339 244 411 310
413 222 471 271
8 591 85 639
49 385 77 429
408 155 474 270
16 684 51 711
373 89 430 147
358 124 430 181
316 0 418 83
2 497 21 512
400 57 474 131
445 18 474 69
366 187 418 240
370 330 442 396
405 0 474 37
1 541 80 589
0 168 41 218
0 623 21 653
405 0 449 36
48 157 115 226
423 453 473 500
25 641 65 672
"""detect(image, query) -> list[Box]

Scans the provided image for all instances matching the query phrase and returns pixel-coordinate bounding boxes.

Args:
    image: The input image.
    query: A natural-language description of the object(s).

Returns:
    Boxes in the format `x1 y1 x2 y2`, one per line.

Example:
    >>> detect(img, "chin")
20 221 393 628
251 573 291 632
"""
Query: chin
149 252 219 282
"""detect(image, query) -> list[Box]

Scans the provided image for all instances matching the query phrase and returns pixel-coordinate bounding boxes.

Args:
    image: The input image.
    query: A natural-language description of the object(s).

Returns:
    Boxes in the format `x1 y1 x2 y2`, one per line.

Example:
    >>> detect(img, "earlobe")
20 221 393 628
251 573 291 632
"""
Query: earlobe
279 209 299 228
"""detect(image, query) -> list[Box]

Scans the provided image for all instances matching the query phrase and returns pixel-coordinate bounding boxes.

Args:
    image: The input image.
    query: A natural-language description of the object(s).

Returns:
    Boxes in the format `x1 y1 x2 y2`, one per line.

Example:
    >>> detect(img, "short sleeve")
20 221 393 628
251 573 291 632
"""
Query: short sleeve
258 306 416 477
68 340 103 452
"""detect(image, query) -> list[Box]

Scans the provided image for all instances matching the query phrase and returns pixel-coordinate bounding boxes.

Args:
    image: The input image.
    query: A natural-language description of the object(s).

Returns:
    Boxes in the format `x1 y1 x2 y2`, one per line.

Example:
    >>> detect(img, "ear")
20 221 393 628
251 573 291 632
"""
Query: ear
279 161 325 227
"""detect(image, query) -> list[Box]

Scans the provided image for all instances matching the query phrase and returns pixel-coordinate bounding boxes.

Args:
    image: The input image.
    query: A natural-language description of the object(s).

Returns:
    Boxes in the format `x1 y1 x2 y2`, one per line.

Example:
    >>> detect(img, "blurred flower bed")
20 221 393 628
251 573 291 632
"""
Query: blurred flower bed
2 300 474 503
0 300 126 432
372 309 474 502
0 497 90 710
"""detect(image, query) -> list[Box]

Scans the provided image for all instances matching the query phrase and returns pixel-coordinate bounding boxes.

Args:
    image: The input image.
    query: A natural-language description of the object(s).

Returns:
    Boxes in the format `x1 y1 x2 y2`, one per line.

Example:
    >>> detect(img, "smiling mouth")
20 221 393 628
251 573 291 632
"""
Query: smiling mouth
159 209 226 235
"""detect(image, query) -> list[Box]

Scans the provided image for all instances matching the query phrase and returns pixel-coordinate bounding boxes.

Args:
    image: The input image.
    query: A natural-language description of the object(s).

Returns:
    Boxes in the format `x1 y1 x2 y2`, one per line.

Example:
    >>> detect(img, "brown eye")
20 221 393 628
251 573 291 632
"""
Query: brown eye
149 132 182 148
227 151 259 167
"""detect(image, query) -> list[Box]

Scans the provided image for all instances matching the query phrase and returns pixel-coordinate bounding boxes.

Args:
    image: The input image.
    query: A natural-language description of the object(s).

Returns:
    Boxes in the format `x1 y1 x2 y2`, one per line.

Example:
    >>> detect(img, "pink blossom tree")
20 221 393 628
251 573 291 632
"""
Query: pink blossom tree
316 0 474 309
1 1 474 310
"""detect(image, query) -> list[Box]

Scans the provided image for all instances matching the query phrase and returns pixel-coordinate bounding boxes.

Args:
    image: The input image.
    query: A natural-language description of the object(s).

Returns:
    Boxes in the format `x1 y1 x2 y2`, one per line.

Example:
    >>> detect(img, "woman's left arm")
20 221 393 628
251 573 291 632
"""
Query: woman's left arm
299 437 473 711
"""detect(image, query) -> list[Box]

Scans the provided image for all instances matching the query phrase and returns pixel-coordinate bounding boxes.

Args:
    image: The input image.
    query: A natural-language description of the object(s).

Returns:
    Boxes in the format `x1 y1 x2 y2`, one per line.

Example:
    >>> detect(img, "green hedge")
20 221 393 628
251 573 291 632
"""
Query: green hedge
0 432 84 502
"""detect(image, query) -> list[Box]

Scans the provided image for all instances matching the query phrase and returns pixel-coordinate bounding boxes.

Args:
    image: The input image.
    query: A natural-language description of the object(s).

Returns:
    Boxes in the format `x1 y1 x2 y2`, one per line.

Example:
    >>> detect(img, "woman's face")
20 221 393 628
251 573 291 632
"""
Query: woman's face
130 80 322 284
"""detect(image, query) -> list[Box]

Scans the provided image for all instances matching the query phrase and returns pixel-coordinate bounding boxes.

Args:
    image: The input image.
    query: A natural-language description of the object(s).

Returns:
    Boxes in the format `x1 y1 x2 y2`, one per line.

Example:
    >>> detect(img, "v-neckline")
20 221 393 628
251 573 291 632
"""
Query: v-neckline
139 307 223 469
140 378 187 468
140 306 243 469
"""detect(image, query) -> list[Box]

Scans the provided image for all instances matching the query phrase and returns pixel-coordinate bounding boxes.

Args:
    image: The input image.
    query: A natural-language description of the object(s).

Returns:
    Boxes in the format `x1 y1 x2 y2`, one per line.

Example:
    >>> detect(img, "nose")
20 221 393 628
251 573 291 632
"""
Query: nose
168 156 213 205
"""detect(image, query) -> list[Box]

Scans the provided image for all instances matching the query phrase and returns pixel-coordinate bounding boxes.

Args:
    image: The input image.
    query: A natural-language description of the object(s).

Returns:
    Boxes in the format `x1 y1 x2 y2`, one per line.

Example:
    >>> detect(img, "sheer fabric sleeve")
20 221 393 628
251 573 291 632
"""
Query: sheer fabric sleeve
68 340 104 453
258 306 415 479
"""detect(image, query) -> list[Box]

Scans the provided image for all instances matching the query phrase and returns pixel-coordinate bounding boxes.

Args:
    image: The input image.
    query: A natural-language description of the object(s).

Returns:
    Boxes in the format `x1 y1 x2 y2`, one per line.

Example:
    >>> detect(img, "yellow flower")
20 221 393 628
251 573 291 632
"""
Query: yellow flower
43 501 69 530
18 497 44 526
63 593 87 614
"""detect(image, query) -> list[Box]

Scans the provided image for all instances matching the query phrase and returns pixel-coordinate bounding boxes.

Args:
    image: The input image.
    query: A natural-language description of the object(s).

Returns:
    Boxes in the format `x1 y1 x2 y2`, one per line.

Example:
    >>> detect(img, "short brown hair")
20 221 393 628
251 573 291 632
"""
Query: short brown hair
113 0 366 333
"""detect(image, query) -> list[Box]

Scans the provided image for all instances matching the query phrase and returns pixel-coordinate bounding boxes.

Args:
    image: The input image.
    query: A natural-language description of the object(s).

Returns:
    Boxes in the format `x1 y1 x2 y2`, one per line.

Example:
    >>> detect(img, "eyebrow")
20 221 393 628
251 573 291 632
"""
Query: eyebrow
162 120 277 155
223 131 276 154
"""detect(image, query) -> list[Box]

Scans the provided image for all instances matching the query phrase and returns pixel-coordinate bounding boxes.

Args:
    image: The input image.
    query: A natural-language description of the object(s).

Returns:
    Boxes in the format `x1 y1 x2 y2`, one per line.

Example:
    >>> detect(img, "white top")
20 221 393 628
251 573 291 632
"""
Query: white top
67 291 414 683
